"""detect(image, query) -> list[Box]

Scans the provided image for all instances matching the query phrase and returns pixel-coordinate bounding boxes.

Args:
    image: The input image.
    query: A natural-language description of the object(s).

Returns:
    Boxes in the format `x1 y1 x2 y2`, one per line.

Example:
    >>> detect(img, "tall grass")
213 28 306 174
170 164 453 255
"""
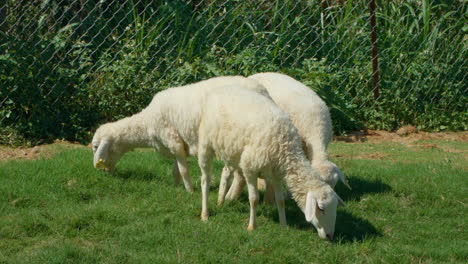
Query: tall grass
1 0 466 145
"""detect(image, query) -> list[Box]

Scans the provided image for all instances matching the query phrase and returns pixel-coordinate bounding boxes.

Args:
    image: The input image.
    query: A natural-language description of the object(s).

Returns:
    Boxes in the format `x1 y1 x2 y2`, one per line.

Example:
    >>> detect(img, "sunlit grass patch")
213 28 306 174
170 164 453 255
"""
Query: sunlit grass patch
1 140 467 263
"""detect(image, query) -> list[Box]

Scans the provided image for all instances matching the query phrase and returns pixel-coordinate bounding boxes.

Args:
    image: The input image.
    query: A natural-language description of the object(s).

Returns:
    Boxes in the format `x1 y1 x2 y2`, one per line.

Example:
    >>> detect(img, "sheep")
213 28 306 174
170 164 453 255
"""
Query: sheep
197 85 344 239
219 72 350 205
92 79 343 239
92 76 266 193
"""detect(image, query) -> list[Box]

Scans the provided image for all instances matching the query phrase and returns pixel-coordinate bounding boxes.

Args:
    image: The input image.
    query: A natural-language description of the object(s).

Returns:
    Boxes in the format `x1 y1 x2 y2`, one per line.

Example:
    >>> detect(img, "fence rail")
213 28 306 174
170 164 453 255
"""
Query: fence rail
0 0 466 145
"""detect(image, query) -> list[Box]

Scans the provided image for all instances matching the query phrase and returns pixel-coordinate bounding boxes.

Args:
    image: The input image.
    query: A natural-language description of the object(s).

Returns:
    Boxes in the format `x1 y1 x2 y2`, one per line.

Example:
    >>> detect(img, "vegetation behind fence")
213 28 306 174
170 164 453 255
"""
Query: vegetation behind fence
0 0 466 146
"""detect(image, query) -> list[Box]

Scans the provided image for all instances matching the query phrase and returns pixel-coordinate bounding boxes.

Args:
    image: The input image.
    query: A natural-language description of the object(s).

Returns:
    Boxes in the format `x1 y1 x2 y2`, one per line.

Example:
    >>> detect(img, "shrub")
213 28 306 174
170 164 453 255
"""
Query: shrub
1 0 466 145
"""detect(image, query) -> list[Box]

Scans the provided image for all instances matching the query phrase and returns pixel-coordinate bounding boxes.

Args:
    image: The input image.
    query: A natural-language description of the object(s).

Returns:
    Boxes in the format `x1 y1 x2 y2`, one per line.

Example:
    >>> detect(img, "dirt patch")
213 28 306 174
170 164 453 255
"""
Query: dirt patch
405 143 466 154
395 125 418 136
0 146 44 161
331 152 387 160
354 152 387 160
0 140 84 162
334 130 468 144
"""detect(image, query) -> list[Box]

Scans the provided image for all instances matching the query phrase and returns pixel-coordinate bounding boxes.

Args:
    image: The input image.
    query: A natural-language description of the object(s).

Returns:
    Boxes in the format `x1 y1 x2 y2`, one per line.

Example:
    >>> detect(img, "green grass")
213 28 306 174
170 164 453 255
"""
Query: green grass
1 140 467 263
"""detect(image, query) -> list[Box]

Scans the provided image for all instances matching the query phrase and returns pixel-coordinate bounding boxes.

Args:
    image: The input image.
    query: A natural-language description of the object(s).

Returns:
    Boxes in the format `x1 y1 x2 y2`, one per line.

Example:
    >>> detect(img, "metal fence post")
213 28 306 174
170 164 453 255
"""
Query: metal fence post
0 1 6 35
369 0 380 99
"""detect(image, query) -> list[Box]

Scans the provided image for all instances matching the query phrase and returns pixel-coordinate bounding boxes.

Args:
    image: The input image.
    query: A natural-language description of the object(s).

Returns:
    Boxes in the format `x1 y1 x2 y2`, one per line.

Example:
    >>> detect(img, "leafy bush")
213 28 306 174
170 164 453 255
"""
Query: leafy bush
1 0 466 146
0 24 98 145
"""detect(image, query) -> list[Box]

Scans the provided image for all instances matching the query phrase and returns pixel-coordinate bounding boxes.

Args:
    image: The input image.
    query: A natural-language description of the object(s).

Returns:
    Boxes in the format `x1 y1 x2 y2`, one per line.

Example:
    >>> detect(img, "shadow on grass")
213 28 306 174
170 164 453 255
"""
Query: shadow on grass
110 168 223 193
334 210 381 243
227 175 392 204
334 175 392 202
111 168 165 182
261 175 389 243
267 200 381 243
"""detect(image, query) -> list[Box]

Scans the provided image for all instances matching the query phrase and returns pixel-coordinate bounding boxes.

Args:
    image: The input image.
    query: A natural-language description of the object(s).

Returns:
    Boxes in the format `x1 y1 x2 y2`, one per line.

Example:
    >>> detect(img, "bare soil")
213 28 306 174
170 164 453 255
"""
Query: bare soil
333 130 468 161
331 152 387 160
0 140 85 162
334 130 468 144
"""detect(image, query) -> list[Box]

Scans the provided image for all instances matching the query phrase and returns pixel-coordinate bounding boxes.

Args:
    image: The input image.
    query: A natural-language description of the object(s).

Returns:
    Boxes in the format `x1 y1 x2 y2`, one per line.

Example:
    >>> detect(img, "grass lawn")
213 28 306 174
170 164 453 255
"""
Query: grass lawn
0 138 467 263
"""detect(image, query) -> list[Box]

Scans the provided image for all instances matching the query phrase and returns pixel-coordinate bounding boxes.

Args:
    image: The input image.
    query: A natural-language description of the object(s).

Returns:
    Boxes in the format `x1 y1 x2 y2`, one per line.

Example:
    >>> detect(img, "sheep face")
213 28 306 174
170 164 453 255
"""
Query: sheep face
303 188 345 240
92 137 124 172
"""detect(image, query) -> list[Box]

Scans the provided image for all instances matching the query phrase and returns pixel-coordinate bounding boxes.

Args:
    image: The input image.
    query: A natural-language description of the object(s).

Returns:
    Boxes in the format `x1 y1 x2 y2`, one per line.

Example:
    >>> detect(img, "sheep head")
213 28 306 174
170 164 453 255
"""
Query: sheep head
314 161 351 190
92 125 125 172
303 186 345 241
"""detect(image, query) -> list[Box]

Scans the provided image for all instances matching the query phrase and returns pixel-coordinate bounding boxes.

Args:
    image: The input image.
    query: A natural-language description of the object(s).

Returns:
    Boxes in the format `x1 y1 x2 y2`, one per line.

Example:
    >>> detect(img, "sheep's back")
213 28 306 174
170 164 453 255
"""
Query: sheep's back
141 76 269 156
248 72 333 150
201 86 301 170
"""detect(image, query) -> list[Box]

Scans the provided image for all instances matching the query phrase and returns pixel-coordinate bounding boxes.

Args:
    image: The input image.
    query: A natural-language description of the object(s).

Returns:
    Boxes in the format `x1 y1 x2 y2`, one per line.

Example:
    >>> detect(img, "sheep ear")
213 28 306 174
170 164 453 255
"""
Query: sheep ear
305 192 318 221
337 168 352 190
336 193 346 207
94 139 111 165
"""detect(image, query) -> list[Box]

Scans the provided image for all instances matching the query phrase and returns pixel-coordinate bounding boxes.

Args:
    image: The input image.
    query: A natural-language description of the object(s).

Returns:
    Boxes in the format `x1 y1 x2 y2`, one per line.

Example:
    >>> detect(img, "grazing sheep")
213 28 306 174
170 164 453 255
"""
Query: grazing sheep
92 80 343 239
198 86 344 239
92 76 266 193
220 72 349 205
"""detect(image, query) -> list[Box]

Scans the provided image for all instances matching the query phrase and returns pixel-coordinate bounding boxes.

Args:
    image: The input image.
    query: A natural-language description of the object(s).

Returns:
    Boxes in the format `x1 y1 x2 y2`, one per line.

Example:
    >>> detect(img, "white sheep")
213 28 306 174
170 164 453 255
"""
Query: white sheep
92 78 344 239
93 76 266 193
197 85 344 239
219 72 350 205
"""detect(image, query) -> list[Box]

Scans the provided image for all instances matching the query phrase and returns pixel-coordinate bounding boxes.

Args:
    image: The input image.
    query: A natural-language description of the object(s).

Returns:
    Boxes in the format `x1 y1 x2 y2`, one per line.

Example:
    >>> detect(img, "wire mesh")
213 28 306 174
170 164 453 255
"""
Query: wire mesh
0 0 466 145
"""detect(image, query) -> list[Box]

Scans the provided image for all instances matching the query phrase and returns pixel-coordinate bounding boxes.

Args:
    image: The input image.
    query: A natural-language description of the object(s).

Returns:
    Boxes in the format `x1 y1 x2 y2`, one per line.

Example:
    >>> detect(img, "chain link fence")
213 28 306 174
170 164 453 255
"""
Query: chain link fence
1 0 466 145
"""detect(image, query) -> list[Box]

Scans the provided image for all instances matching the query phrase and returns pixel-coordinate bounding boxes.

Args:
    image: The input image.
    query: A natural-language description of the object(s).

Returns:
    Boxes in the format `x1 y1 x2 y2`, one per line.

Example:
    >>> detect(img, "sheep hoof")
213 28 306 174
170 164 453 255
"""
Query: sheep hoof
217 199 224 208
247 224 256 231
344 181 352 190
201 212 209 222
224 192 233 200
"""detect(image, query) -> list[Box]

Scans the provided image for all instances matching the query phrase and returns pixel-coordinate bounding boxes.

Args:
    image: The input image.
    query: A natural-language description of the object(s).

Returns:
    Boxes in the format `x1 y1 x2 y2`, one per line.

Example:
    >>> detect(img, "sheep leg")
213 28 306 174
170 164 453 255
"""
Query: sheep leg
272 181 287 226
263 180 275 205
176 155 193 193
225 170 246 200
257 178 267 190
198 148 214 222
244 172 259 231
217 166 232 207
172 160 181 187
